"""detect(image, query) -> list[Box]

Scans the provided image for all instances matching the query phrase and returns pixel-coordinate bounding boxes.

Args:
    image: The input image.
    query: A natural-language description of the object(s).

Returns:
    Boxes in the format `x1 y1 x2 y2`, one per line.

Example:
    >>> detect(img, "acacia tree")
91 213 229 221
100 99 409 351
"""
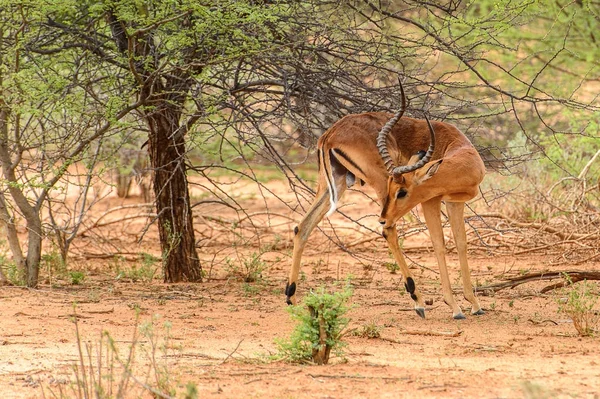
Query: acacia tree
0 3 141 287
35 0 420 282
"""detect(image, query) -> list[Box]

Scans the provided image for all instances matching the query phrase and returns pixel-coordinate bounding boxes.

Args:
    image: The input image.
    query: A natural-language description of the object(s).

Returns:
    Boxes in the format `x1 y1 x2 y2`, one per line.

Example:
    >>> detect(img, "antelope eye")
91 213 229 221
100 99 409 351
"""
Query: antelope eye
396 189 408 199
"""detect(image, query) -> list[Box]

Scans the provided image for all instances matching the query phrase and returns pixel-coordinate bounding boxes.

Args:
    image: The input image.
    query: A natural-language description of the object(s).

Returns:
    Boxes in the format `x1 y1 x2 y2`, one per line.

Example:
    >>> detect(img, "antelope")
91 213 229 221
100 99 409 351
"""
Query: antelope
285 85 486 319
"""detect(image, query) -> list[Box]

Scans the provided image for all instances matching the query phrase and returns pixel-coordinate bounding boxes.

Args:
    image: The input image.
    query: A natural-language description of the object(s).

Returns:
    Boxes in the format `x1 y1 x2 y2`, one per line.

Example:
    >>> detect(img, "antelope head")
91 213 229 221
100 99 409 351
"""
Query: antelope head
377 116 442 228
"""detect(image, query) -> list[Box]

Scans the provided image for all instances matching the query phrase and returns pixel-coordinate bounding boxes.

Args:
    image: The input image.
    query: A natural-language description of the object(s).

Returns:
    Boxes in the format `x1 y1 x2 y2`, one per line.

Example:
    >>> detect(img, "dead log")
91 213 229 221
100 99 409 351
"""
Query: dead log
475 270 600 295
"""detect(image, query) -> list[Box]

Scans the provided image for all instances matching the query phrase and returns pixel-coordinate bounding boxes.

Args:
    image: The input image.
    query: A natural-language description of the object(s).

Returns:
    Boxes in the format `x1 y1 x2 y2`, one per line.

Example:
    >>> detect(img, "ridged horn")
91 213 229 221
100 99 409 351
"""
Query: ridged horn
376 81 406 174
391 115 436 176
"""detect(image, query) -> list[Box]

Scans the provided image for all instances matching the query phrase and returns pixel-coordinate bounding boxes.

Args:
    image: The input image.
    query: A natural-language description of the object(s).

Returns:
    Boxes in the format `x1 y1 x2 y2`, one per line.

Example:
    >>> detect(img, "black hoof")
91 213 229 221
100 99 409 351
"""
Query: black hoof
415 307 426 319
453 313 466 320
286 298 293 306
472 309 485 316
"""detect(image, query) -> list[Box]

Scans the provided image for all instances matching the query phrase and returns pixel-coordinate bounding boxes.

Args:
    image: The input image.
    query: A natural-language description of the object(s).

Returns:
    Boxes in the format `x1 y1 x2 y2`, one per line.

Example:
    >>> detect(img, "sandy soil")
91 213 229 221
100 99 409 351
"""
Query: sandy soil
1 178 599 398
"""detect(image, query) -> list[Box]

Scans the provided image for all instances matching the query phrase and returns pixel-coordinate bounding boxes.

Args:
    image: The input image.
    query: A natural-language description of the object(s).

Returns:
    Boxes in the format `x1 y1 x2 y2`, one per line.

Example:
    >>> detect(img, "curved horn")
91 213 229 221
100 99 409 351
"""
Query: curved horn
377 81 406 174
391 115 436 176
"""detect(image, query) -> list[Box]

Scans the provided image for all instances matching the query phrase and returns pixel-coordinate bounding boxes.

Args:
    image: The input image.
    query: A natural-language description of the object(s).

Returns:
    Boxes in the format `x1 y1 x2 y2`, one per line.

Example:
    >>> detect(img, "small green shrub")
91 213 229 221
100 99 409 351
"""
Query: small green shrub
556 275 599 337
275 284 353 365
115 254 159 283
226 252 266 283
0 255 25 286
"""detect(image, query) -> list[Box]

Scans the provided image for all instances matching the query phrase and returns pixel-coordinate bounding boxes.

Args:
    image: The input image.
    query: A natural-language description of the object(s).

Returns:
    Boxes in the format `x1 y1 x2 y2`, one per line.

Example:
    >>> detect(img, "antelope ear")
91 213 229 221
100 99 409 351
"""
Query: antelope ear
414 159 443 184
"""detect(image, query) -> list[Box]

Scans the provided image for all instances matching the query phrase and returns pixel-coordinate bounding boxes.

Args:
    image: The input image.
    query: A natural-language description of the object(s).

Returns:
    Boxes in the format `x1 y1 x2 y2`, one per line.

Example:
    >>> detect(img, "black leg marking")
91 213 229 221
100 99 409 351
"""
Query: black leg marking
285 282 296 297
285 282 296 306
294 226 299 235
404 277 416 294
331 148 365 176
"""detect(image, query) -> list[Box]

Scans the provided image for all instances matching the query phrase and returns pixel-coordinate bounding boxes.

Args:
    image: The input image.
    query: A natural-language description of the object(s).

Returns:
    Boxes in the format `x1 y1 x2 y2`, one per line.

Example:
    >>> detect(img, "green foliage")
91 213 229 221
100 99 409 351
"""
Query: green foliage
68 271 86 285
520 380 554 399
537 112 600 181
556 275 599 337
162 221 182 263
481 127 600 223
275 284 353 364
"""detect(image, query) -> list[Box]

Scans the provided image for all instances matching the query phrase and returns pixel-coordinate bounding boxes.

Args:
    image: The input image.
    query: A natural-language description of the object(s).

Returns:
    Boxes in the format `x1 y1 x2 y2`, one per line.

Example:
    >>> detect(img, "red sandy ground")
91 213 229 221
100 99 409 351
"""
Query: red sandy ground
0 179 599 398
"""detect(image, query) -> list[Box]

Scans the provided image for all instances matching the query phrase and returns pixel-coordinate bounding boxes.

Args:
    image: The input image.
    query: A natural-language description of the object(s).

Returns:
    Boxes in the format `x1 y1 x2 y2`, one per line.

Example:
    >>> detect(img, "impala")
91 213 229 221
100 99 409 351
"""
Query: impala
285 85 486 319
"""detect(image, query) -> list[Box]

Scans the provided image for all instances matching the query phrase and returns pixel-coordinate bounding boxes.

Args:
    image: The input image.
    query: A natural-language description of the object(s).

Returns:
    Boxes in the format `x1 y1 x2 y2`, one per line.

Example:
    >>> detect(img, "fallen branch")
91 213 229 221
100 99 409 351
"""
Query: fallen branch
398 329 463 337
217 339 244 366
527 318 559 326
83 308 115 314
475 270 600 295
308 373 410 381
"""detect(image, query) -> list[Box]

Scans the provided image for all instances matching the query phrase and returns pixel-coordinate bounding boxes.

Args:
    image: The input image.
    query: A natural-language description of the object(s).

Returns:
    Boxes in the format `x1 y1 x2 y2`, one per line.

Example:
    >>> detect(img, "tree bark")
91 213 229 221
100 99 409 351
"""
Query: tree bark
145 103 202 282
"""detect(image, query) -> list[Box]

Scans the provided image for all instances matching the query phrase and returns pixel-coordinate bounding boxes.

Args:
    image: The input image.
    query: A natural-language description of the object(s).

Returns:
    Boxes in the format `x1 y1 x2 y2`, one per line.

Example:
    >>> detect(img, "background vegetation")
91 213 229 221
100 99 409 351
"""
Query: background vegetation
0 0 598 287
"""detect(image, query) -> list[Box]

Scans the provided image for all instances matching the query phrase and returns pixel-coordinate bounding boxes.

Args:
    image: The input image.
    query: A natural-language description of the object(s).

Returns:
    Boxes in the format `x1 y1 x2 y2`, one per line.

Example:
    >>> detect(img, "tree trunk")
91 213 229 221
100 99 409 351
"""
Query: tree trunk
0 192 26 280
145 104 202 282
25 217 42 287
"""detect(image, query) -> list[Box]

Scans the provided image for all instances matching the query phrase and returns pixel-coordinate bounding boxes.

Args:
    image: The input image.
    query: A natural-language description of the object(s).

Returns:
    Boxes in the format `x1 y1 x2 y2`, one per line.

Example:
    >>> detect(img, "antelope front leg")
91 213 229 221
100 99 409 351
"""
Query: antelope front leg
382 225 426 318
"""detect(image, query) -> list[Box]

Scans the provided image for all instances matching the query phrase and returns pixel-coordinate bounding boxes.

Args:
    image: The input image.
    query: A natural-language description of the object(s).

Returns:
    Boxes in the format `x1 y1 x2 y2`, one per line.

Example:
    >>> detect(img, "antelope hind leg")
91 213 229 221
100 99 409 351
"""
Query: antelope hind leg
421 198 465 319
446 201 484 315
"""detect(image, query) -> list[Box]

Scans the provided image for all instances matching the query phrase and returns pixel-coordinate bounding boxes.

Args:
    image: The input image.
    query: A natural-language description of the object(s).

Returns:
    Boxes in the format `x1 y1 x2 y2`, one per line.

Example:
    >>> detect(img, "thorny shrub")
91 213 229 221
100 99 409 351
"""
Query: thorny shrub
275 283 353 365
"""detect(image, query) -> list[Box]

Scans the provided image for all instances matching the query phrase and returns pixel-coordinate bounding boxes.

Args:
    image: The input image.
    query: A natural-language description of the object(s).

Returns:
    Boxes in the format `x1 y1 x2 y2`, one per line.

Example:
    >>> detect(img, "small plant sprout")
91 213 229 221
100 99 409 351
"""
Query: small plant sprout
69 270 86 285
384 262 400 274
226 252 267 283
352 320 382 339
